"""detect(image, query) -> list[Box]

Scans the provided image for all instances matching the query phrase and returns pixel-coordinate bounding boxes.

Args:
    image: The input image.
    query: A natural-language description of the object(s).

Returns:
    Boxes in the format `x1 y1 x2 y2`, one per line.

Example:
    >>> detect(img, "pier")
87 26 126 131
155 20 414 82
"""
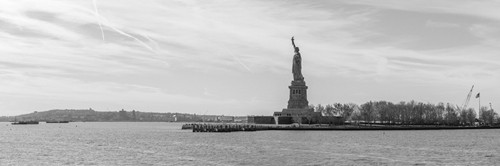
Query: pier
183 123 500 132
189 123 257 132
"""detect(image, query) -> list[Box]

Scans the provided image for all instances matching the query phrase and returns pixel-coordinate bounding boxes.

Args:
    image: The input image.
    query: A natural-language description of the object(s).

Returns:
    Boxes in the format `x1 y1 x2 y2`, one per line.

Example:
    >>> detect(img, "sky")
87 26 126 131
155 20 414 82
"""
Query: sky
0 0 499 116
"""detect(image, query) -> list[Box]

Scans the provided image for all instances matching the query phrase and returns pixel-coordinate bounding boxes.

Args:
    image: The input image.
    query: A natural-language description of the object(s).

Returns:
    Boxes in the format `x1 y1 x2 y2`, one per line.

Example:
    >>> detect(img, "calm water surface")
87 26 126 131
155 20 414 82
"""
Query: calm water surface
1 122 499 165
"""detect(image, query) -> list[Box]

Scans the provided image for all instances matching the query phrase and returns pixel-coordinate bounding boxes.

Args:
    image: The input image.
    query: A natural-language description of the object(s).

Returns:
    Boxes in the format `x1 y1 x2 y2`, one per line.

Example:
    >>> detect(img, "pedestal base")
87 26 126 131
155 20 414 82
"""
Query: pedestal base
274 108 320 124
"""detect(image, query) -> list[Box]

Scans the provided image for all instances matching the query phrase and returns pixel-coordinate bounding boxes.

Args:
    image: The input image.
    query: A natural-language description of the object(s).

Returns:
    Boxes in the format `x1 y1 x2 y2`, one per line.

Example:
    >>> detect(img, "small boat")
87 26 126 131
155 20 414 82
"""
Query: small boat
181 124 194 129
12 120 39 125
46 120 70 123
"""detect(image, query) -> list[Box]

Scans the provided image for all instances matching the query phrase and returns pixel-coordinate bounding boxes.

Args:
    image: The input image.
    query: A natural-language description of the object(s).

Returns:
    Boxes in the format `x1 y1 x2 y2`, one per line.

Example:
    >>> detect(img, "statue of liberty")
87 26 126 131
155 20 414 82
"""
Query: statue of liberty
291 36 304 81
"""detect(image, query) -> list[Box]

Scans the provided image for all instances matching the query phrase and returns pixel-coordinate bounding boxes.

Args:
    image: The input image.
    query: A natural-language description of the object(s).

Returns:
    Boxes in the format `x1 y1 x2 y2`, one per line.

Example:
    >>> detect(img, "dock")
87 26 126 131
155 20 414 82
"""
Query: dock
183 123 500 132
190 123 257 132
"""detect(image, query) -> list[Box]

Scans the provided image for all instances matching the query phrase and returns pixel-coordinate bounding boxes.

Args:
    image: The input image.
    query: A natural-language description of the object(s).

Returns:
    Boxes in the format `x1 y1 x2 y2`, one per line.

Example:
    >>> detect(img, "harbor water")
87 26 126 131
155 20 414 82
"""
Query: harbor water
1 122 499 165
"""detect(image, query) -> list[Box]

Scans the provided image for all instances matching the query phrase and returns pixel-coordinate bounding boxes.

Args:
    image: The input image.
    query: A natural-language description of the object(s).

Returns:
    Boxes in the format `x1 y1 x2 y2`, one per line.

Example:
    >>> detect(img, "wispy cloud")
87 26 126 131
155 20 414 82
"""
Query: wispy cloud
0 0 499 115
425 20 460 28
92 0 105 41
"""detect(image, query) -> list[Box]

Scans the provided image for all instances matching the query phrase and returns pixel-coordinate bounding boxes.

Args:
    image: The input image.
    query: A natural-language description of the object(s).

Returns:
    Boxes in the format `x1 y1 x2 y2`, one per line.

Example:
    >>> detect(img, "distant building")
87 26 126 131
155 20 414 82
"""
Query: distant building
233 116 248 123
217 116 234 122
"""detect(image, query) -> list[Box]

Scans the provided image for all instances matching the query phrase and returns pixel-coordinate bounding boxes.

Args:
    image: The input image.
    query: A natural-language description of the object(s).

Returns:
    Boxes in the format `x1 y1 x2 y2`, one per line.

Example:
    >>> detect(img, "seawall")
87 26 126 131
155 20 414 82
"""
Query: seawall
183 123 500 132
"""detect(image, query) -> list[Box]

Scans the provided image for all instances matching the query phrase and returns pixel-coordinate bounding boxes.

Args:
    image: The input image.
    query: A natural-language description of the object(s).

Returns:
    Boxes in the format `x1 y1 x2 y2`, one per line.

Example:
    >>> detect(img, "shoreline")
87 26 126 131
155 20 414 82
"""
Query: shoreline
263 126 500 131
183 123 500 132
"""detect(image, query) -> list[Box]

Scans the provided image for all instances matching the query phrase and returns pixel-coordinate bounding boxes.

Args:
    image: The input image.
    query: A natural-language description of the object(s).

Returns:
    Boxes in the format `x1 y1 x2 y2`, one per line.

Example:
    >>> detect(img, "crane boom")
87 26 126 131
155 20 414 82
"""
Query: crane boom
462 85 474 111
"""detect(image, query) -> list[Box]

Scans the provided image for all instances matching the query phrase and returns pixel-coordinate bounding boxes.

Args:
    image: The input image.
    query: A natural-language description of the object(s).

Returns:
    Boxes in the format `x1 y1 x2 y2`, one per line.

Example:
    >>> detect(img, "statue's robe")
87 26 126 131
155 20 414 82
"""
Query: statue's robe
292 51 304 81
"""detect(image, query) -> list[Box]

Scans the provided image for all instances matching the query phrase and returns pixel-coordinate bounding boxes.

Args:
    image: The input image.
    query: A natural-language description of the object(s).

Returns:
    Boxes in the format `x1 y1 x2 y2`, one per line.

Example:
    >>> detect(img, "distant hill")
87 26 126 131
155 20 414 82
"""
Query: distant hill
0 109 245 122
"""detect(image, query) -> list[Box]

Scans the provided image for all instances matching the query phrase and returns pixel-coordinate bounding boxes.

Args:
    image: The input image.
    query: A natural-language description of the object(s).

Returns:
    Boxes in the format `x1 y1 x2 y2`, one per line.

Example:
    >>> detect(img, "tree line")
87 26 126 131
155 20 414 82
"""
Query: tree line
312 101 499 126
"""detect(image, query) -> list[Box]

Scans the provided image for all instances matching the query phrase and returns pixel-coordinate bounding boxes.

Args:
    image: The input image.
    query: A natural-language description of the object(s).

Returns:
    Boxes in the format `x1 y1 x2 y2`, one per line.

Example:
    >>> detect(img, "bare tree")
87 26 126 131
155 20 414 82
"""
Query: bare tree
480 106 496 126
324 104 335 116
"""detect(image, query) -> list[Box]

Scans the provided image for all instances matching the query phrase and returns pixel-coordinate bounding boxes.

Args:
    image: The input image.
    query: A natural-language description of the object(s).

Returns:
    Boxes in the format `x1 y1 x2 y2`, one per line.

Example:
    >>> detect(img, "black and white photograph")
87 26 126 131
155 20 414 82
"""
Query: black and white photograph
1 0 499 165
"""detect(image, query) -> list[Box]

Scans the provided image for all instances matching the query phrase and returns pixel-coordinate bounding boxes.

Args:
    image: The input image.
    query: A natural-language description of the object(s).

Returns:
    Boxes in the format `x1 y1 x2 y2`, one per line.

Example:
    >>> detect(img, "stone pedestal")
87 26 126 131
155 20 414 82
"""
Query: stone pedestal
287 80 309 109
273 80 318 124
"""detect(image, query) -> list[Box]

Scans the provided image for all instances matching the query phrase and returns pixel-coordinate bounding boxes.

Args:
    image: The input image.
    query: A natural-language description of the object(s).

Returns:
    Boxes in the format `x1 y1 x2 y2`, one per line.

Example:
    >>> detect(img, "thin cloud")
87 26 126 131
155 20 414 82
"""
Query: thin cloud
339 0 500 21
0 0 498 115
425 20 460 28
92 0 105 41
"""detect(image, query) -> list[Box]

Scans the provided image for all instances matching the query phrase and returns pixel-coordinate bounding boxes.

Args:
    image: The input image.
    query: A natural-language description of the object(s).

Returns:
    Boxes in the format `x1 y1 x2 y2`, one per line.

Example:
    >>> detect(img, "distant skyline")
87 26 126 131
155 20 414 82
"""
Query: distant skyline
1 0 499 116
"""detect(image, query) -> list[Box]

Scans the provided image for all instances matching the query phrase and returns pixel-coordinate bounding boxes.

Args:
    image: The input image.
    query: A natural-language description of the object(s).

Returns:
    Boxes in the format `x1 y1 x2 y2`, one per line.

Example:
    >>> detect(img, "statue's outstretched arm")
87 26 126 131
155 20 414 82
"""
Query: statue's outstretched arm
291 36 296 49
